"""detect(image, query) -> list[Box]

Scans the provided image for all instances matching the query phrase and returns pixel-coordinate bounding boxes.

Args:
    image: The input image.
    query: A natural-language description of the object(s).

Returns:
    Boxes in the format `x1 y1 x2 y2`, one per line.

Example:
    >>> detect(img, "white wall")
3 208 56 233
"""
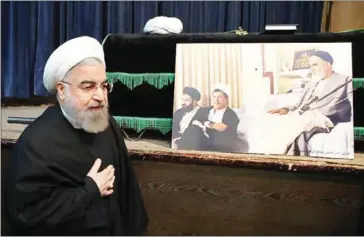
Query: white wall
240 44 271 114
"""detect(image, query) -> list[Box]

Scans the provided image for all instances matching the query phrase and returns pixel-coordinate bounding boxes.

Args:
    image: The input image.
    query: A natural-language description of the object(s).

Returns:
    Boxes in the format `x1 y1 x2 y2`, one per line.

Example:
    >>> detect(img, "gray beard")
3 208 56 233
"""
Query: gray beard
60 97 110 134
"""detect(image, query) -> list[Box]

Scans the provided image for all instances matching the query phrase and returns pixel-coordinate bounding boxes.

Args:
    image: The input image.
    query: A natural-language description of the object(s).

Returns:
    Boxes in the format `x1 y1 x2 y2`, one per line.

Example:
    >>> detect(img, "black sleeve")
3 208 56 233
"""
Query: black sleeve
224 109 240 134
172 109 183 139
109 117 149 235
5 141 101 234
119 139 149 235
194 107 209 122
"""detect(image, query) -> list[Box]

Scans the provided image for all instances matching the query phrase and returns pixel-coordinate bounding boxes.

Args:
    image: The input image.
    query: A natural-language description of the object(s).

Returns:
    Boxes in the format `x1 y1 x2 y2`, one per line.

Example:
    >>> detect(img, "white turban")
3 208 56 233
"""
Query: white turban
143 16 183 34
212 83 231 98
43 36 105 94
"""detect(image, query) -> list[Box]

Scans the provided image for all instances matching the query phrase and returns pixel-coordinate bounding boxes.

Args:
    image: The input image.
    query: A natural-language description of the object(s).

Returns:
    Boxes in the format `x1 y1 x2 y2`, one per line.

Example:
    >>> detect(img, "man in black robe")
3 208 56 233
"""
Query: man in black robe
4 36 148 235
196 84 240 153
171 87 208 150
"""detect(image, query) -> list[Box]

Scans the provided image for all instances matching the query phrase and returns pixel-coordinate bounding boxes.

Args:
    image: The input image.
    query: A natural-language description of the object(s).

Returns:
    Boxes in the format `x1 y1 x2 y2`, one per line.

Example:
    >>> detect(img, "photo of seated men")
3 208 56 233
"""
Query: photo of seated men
172 84 240 153
263 50 353 156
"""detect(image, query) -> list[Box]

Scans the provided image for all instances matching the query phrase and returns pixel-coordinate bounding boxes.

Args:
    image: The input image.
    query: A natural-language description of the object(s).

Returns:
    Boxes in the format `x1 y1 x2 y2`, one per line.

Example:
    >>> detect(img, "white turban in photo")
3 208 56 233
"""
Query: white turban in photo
212 83 231 98
43 36 105 94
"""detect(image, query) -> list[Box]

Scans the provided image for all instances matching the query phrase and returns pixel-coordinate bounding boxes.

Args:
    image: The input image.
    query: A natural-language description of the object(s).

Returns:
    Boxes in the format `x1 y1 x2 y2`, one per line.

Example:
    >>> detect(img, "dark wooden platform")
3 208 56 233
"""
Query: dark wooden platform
2 147 363 235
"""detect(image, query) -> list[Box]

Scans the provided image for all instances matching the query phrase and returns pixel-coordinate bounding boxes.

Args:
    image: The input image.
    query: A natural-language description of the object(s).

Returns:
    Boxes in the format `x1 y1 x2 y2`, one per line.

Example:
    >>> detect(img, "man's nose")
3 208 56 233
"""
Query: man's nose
92 87 105 102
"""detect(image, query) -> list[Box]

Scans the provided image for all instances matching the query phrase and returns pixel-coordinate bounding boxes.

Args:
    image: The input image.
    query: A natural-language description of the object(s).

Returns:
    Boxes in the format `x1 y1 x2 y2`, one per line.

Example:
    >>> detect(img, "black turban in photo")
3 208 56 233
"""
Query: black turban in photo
183 86 201 101
312 50 334 65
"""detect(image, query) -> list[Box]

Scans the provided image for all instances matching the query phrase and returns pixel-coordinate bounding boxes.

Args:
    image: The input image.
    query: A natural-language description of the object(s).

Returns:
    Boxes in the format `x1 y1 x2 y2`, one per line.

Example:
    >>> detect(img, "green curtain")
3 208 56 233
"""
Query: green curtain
113 116 172 135
107 72 174 90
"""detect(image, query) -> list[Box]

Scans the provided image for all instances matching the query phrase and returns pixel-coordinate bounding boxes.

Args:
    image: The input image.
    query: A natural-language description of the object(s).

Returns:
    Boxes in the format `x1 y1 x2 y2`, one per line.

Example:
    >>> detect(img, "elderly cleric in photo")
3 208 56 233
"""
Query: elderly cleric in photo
267 50 352 155
4 36 148 235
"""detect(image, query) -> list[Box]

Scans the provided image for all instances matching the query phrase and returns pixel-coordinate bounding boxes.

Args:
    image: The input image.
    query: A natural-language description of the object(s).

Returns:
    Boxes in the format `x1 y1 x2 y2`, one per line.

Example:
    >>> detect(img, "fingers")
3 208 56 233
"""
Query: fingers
88 161 115 197
103 165 114 174
268 109 281 114
109 176 115 188
88 158 102 175
101 166 114 191
101 176 115 197
98 165 113 177
102 165 114 180
103 171 114 187
103 176 114 193
102 189 114 197
279 109 288 115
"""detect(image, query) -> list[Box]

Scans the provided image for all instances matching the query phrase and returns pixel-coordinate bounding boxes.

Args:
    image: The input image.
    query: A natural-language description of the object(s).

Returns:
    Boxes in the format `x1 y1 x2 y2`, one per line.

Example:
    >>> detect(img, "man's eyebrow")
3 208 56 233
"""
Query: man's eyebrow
80 79 108 84
80 80 95 84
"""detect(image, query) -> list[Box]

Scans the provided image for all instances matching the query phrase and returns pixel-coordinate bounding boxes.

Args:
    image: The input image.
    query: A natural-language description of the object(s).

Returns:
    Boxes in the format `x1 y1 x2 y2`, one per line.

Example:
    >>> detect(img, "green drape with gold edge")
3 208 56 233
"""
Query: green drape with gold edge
353 78 364 89
113 116 172 135
354 127 364 140
353 78 364 140
107 72 174 90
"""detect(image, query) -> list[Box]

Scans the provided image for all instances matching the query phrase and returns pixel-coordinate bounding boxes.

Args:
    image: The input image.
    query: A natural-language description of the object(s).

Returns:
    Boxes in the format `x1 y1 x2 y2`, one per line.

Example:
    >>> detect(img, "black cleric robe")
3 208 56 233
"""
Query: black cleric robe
172 107 210 151
3 103 148 236
202 106 240 153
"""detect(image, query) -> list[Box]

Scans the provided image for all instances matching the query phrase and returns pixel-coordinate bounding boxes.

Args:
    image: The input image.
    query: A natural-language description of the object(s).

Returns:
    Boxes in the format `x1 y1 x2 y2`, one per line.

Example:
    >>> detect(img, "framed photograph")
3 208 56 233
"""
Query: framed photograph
171 42 354 159
292 48 318 70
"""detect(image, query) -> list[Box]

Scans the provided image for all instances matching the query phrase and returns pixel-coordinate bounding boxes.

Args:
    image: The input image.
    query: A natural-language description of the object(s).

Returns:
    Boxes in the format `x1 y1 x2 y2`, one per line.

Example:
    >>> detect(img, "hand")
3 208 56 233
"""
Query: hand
172 137 181 143
204 121 212 128
268 108 288 115
87 159 115 197
212 122 228 132
172 137 181 149
192 120 204 128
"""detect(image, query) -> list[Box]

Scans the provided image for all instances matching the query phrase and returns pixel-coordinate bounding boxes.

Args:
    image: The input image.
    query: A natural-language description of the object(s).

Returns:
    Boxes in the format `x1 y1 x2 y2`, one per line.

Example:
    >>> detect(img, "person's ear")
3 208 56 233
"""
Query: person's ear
56 82 66 100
